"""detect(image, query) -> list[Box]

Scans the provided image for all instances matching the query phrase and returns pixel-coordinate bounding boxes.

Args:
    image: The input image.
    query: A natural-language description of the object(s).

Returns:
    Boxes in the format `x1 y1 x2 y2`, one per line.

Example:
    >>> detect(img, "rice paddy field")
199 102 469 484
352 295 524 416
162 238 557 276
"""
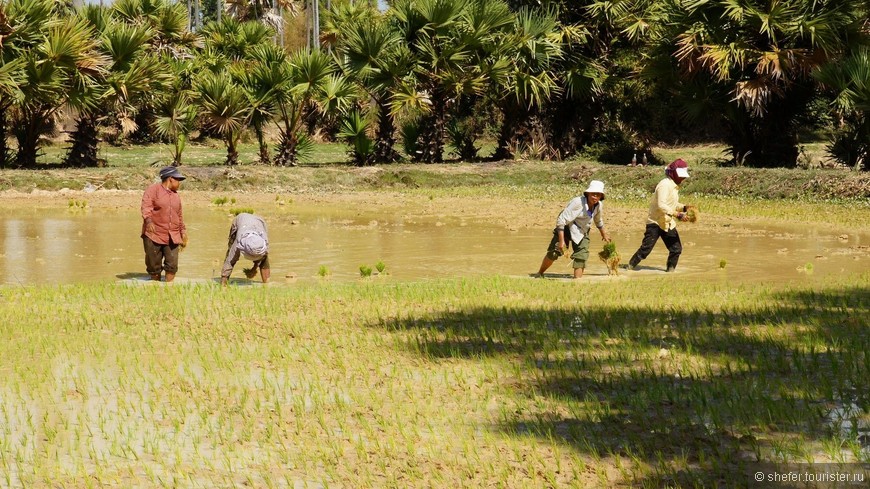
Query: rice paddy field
0 273 868 488
1 153 869 487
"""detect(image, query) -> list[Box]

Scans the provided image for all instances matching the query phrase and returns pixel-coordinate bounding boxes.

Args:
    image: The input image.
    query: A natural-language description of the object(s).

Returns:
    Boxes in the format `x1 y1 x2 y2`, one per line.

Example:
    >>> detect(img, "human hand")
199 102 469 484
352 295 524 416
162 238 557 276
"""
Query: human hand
676 212 688 222
146 221 156 235
243 267 258 279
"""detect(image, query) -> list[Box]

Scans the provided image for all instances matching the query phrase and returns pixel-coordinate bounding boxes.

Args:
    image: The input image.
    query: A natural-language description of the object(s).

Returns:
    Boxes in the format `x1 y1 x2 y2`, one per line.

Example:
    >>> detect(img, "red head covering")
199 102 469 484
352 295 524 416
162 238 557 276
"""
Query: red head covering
666 159 690 179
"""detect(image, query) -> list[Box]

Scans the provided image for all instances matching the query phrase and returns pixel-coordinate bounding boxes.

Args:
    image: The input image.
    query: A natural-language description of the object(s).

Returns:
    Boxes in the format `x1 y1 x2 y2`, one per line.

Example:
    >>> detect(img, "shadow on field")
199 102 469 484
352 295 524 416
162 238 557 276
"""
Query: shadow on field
378 285 869 487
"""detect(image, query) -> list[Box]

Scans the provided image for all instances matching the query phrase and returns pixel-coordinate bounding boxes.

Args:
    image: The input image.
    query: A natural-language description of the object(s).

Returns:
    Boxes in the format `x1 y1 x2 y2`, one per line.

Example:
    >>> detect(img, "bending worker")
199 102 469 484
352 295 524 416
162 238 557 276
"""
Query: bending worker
221 213 271 286
536 180 611 279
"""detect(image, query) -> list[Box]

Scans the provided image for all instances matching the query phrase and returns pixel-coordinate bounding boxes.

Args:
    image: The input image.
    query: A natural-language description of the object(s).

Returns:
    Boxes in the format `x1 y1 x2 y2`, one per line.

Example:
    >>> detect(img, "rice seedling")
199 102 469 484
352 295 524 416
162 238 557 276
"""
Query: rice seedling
211 197 229 206
67 199 88 210
684 205 700 223
229 208 254 216
318 265 330 277
597 242 620 275
359 265 373 278
0 260 866 487
719 258 727 269
375 261 386 274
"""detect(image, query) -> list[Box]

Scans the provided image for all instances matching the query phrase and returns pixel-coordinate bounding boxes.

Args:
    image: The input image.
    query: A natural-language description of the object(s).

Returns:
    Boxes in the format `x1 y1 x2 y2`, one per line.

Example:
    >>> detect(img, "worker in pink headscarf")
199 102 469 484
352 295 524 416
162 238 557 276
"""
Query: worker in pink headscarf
627 159 694 273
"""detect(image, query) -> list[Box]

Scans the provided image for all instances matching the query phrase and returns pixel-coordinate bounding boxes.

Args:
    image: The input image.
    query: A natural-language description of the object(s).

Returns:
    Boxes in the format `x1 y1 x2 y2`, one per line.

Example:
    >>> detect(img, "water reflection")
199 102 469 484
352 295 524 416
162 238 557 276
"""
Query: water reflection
0 205 866 285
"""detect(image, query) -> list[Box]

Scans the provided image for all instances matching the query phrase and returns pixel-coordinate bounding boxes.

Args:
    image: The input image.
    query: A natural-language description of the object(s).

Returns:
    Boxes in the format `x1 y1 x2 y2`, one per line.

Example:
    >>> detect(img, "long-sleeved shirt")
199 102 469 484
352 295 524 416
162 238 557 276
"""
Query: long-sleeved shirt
221 213 269 278
647 177 684 231
555 196 604 244
141 183 185 245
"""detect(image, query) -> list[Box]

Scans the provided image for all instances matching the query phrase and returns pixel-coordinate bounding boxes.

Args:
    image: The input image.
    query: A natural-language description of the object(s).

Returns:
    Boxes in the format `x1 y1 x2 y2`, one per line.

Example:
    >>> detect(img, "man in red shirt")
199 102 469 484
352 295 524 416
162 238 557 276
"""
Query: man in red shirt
141 166 188 282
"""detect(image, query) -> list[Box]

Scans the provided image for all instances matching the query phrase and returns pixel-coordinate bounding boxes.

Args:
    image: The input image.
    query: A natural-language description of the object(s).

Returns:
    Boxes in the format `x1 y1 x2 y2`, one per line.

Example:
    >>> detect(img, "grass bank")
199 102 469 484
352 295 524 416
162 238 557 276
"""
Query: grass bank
2 143 868 230
0 273 867 487
2 142 868 201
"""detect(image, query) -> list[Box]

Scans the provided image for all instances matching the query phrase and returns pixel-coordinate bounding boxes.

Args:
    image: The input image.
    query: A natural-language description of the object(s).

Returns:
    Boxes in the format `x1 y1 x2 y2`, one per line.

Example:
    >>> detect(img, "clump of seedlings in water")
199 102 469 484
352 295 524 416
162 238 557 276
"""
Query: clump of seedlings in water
67 199 88 210
359 265 373 278
212 196 229 206
229 207 254 216
318 265 330 277
719 258 727 269
598 242 620 275
376 261 386 274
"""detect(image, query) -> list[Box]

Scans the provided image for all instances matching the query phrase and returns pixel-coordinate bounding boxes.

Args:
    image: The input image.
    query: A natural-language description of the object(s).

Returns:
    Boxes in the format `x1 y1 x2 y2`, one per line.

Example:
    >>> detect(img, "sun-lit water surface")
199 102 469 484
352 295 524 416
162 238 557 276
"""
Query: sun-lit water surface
0 204 866 285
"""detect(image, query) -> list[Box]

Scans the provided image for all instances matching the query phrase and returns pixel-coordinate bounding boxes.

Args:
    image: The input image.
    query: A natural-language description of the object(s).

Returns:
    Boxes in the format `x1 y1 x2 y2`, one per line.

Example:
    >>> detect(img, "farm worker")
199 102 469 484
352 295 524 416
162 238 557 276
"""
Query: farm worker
221 213 271 287
627 158 693 272
536 180 611 279
141 166 187 282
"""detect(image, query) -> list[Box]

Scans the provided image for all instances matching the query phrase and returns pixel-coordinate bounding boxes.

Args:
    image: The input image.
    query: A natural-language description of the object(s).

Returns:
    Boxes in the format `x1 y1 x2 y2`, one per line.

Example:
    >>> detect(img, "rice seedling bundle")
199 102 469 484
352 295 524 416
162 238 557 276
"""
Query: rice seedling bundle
598 242 620 275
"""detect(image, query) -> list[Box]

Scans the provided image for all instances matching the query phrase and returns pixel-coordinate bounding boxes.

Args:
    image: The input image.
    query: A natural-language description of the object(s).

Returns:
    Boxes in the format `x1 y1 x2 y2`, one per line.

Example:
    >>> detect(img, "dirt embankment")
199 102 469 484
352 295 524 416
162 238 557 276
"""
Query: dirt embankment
0 161 868 199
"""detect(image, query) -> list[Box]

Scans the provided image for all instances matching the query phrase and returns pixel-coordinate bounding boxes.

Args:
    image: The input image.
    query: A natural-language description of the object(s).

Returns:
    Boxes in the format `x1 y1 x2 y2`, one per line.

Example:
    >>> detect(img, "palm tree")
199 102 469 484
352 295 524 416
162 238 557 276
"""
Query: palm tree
239 42 285 164
643 0 867 167
8 8 108 167
814 47 870 170
0 2 24 167
66 10 165 167
329 4 411 163
391 0 510 163
153 80 198 165
196 71 252 165
491 7 561 160
271 48 342 166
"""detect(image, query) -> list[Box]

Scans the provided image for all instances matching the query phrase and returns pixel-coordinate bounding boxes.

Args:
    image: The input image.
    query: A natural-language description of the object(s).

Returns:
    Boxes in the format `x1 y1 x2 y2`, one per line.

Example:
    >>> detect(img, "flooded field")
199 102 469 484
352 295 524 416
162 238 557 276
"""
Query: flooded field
0 195 867 285
1 190 869 488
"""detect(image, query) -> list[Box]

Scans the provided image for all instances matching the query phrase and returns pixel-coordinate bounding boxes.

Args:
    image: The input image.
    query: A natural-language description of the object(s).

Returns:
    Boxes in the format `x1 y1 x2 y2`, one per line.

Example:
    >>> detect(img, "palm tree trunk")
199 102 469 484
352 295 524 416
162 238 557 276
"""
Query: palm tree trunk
275 130 298 166
15 115 43 168
494 100 521 160
416 89 447 163
226 137 239 165
373 98 401 163
0 108 8 168
64 114 100 167
254 125 270 165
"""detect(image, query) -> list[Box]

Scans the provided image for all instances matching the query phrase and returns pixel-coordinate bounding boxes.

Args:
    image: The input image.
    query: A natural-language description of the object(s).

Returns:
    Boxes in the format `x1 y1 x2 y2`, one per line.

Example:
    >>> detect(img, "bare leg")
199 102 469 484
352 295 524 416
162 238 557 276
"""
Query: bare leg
573 268 584 279
260 268 271 283
164 272 175 283
537 256 555 276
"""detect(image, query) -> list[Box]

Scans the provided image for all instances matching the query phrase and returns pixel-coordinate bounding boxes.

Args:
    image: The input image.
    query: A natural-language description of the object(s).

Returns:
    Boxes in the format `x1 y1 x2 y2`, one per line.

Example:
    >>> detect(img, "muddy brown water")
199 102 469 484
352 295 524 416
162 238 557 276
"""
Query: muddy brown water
0 203 867 286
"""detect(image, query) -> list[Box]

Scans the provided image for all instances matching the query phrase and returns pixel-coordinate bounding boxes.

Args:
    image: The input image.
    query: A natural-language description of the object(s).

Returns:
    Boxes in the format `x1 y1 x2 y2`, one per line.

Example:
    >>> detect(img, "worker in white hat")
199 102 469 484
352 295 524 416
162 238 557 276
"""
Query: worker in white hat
221 213 271 286
536 180 611 279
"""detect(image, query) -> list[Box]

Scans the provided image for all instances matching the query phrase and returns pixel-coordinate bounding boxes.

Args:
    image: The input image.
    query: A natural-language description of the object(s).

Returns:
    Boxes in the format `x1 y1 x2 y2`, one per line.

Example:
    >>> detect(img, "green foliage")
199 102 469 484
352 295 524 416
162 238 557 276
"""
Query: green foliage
359 264 373 278
212 196 228 206
375 261 386 274
601 242 617 259
67 199 88 209
318 265 330 277
719 259 727 269
229 207 254 216
400 119 421 159
339 110 374 166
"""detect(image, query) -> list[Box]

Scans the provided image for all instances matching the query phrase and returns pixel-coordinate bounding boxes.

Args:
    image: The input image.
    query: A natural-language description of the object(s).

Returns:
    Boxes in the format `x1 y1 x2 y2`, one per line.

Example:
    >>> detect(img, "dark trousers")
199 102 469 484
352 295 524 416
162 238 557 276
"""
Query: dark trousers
629 223 682 270
143 237 179 275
